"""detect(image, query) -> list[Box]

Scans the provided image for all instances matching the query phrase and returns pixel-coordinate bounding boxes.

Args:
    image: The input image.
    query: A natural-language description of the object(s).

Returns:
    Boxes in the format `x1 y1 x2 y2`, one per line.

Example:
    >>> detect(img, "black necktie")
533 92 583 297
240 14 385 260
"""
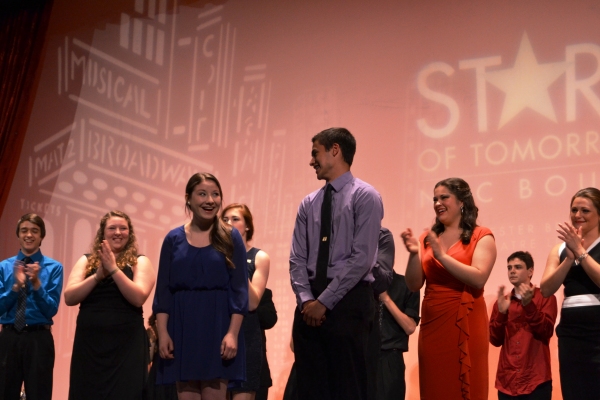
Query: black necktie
14 256 32 331
314 184 332 297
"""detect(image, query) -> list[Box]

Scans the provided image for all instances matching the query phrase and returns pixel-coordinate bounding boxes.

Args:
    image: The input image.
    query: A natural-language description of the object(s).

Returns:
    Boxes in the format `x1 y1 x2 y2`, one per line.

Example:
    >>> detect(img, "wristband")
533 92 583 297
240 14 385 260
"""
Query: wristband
109 268 119 277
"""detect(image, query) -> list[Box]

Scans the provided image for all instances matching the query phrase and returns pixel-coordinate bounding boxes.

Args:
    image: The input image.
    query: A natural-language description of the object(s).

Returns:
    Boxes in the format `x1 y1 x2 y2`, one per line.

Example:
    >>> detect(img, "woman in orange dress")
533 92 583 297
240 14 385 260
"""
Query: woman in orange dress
402 178 496 400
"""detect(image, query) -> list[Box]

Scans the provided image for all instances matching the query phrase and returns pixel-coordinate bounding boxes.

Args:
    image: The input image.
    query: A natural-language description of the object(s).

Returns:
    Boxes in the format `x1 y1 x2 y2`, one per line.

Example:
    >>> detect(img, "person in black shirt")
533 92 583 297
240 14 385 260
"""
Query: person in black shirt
374 228 420 400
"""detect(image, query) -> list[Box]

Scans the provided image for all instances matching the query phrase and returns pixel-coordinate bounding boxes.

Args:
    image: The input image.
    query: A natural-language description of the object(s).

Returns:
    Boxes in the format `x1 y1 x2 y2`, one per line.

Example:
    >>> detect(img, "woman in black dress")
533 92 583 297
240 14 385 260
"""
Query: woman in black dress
541 187 600 400
222 203 270 400
65 210 155 399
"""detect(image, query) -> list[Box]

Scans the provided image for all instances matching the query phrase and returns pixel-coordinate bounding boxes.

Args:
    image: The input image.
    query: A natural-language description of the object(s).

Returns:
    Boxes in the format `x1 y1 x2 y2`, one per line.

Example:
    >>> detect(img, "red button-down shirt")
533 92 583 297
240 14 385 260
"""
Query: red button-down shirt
489 286 557 396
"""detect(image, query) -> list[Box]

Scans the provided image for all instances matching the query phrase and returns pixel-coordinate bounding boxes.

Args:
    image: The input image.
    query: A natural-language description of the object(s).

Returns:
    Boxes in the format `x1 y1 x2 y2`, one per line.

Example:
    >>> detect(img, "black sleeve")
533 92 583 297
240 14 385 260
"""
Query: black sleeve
371 228 395 295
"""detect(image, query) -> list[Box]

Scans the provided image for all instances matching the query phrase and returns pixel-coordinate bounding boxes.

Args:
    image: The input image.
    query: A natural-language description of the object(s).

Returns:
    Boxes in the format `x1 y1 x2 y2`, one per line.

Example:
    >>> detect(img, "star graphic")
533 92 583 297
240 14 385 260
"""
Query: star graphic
485 32 569 128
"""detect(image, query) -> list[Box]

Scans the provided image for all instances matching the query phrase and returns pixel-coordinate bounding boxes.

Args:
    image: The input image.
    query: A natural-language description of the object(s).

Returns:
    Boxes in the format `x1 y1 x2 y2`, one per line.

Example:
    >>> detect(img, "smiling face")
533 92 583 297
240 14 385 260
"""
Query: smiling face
104 216 130 254
507 257 532 287
18 221 43 256
570 196 600 235
433 184 463 227
187 180 222 222
309 140 336 182
223 207 248 240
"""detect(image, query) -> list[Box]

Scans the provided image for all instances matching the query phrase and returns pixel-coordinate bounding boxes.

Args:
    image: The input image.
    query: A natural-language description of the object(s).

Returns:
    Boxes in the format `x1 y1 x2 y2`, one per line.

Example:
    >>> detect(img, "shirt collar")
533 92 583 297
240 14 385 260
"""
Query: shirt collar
18 250 43 264
327 171 353 193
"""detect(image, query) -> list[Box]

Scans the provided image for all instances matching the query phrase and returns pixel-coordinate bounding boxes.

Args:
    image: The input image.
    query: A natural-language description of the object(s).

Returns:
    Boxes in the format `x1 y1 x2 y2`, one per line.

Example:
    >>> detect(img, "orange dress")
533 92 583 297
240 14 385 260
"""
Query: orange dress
418 226 493 400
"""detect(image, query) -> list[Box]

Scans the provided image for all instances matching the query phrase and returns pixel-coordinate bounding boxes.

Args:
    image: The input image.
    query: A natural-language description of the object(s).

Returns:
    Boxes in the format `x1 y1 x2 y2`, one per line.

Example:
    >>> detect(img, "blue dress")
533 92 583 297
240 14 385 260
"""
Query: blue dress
152 226 248 384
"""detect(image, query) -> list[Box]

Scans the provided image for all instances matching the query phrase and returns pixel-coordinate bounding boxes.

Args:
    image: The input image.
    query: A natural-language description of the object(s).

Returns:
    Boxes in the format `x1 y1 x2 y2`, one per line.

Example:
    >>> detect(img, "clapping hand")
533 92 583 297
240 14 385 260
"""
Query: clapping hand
515 283 534 307
23 260 41 290
13 261 26 289
97 240 117 276
400 228 419 254
557 222 583 262
425 230 444 260
496 285 510 314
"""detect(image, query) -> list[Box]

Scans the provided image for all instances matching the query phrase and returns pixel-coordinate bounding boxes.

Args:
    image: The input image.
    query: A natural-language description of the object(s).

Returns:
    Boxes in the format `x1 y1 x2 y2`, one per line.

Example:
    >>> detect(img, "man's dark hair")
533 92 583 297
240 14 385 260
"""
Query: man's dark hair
16 213 46 238
311 127 356 166
507 251 534 269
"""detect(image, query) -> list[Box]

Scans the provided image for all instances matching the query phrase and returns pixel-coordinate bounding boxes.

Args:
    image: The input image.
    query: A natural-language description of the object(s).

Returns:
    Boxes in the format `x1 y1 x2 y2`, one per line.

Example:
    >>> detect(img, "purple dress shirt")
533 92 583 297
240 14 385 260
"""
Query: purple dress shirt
289 171 383 310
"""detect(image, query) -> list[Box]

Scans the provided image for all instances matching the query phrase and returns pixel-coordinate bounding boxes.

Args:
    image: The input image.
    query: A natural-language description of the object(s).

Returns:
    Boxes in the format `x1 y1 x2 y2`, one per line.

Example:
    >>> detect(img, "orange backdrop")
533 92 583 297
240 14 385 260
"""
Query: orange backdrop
1 0 599 398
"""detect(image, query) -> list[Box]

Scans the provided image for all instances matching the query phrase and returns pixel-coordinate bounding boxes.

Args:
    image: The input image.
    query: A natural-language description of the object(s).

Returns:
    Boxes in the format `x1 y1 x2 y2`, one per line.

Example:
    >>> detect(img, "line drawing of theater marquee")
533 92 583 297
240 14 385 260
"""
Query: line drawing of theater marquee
28 0 278 252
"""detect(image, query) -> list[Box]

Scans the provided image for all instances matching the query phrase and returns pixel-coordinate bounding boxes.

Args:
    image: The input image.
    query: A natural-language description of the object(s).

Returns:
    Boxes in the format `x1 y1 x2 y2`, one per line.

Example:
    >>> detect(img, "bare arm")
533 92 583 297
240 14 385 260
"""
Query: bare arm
112 255 156 307
379 291 417 335
540 243 573 297
401 228 424 292
248 250 270 311
64 255 100 306
429 231 496 289
558 222 600 288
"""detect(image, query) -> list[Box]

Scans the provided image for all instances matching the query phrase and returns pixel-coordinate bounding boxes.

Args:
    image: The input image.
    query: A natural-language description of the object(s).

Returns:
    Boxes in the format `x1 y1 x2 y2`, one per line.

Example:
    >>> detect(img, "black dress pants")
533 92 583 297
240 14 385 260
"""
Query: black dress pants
293 283 374 400
376 350 405 400
0 326 54 400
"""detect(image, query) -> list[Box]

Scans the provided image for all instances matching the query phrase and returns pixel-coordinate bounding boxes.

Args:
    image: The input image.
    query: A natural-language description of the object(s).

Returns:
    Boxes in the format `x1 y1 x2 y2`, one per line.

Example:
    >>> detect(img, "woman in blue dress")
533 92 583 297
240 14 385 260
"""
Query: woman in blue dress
153 173 248 400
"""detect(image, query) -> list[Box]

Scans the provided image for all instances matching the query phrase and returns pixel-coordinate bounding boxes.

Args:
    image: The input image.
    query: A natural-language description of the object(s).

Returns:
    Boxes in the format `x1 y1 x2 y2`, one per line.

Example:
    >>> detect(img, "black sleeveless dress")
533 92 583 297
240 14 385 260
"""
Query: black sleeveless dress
69 264 148 399
229 247 263 392
557 241 600 400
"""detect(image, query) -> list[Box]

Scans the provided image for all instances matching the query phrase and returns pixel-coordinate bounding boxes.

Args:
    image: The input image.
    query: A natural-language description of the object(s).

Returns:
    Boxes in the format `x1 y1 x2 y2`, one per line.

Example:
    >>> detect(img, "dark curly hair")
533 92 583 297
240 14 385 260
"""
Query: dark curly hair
86 210 138 276
431 177 479 244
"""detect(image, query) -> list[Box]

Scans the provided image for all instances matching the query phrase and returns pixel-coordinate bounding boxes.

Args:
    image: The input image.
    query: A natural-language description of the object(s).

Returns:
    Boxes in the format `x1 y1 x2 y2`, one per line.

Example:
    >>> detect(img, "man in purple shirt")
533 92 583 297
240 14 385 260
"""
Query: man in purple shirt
290 127 383 400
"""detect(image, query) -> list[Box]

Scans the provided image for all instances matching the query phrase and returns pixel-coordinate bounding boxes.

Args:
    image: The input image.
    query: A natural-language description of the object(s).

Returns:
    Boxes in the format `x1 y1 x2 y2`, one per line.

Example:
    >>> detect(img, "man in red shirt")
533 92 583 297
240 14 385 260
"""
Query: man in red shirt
489 251 558 400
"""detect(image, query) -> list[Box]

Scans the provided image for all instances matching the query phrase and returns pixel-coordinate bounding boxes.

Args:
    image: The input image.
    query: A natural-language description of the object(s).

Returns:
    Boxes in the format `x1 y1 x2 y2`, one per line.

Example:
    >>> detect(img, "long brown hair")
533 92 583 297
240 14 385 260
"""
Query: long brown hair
185 173 235 268
86 210 139 275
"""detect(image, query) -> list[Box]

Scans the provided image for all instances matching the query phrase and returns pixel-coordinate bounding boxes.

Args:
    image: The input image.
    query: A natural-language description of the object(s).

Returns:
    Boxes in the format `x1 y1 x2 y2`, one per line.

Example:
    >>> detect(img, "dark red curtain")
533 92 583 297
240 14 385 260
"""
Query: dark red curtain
0 0 54 219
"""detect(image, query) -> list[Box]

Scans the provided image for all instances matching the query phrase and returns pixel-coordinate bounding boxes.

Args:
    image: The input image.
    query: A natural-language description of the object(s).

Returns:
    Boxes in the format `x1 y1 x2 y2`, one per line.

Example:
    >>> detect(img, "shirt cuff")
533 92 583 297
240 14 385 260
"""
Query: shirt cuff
317 287 339 310
298 291 315 308
31 285 46 298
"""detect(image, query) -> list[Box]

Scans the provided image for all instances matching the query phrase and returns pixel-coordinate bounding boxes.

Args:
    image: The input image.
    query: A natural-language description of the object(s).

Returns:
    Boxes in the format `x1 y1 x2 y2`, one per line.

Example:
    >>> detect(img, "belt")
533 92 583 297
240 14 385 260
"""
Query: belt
562 294 600 308
2 324 51 332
